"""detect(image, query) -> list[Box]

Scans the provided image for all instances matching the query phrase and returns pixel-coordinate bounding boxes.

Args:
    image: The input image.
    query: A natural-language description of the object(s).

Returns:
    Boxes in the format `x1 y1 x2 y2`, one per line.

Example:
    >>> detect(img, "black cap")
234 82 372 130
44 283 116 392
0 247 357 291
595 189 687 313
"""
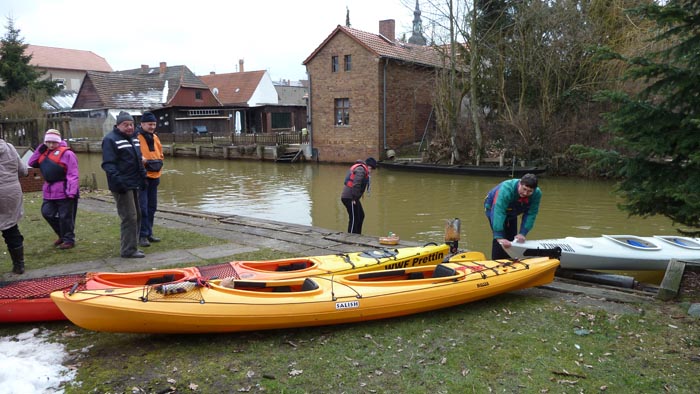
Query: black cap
365 157 377 169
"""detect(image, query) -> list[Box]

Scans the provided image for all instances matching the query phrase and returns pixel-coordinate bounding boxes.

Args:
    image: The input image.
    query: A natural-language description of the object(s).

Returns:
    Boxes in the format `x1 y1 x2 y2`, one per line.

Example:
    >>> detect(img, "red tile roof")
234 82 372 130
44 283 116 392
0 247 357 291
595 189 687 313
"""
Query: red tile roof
26 44 113 72
303 25 445 69
199 71 266 106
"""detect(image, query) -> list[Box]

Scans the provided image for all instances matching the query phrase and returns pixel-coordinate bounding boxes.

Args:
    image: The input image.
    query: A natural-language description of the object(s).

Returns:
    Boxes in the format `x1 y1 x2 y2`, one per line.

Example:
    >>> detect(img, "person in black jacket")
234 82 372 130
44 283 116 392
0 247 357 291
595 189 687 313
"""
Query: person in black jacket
101 111 147 258
340 157 377 234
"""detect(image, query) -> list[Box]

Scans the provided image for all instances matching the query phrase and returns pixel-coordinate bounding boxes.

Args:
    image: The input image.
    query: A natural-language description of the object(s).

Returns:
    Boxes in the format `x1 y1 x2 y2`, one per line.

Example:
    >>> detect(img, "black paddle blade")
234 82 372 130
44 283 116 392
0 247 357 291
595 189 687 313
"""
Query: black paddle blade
522 246 562 259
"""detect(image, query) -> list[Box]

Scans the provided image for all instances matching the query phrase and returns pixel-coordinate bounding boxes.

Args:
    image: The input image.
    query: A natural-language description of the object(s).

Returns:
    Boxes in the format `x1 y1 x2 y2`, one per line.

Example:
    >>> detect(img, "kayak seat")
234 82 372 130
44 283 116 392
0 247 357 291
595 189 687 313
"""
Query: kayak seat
272 286 292 292
626 240 647 248
301 278 319 291
433 265 456 278
407 272 424 280
277 262 308 272
145 274 176 285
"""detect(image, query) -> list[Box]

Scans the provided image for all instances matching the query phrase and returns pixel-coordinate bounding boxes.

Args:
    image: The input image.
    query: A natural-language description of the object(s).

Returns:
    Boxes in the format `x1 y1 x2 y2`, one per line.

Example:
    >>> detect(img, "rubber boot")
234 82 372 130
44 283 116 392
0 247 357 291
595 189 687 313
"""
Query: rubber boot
9 246 25 275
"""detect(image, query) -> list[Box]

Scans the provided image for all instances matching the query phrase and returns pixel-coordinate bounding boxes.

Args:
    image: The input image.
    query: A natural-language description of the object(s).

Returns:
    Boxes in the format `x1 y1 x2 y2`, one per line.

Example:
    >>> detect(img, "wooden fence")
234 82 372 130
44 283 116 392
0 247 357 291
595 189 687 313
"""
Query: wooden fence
157 131 309 146
1 117 308 148
0 117 72 147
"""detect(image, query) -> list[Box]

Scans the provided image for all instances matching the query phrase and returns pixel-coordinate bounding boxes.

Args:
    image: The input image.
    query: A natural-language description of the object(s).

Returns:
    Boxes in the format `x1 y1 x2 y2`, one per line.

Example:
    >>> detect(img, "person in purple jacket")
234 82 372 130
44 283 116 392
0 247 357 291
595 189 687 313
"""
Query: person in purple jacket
484 173 542 260
28 129 80 249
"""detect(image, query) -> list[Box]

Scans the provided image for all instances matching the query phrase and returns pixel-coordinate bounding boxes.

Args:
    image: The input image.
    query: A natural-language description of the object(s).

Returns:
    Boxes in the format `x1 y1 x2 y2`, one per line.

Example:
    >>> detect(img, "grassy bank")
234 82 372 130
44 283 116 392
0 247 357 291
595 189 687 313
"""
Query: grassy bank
1 193 699 393
4 290 697 393
3 192 229 271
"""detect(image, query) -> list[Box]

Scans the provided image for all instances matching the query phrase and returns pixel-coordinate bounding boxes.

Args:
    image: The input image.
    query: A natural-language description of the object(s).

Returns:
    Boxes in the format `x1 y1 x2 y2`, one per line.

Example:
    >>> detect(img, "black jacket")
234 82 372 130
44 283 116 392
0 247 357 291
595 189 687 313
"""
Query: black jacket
101 127 146 193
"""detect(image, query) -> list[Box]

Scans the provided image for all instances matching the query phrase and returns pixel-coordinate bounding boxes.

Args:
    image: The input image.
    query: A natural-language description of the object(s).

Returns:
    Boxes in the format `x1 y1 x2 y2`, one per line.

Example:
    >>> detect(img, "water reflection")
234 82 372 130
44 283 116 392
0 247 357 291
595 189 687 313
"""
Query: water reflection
77 153 675 254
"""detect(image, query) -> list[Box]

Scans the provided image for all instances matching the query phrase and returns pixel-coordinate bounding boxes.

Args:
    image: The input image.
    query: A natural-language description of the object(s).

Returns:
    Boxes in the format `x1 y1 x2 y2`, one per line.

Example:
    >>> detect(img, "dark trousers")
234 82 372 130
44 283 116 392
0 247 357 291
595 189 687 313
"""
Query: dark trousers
139 177 160 238
1 224 23 250
41 198 77 244
341 198 365 234
113 189 141 257
489 215 518 260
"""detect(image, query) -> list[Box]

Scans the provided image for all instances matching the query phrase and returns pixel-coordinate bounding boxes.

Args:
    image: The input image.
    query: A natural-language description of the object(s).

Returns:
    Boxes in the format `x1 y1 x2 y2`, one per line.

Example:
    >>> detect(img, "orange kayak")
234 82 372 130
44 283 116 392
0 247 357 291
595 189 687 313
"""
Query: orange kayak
52 256 559 334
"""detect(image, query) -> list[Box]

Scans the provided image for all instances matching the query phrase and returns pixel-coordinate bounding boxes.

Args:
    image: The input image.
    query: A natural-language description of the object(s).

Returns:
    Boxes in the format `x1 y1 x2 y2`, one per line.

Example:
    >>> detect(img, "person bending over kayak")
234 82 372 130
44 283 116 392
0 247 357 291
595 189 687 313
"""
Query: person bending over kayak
484 173 542 260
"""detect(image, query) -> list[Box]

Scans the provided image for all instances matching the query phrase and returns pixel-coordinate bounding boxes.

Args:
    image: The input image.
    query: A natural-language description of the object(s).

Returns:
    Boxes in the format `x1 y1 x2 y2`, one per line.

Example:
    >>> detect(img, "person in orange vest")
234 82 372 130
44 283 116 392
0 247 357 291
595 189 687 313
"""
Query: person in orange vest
340 157 377 234
28 129 80 250
136 112 164 247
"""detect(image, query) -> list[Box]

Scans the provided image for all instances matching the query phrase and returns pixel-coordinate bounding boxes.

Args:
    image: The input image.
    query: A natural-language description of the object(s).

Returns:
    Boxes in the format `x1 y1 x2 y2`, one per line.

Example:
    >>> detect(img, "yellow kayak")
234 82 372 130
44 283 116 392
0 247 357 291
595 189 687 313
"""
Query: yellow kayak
51 255 559 334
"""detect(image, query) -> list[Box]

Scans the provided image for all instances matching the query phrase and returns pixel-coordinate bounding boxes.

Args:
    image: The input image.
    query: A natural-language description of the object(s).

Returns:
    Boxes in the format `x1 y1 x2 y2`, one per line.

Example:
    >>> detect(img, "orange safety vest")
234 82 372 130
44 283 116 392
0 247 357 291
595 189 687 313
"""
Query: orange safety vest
37 146 69 182
344 163 370 188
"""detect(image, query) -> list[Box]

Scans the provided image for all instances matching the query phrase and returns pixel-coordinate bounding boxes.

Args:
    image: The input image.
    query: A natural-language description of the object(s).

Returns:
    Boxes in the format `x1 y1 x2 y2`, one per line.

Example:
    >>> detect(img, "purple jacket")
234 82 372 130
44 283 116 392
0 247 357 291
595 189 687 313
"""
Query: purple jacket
28 140 80 200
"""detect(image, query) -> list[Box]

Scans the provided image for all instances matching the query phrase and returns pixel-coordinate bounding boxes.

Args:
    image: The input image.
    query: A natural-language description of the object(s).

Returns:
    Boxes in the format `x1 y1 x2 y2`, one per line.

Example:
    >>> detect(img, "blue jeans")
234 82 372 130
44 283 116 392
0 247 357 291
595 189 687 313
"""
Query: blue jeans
139 177 160 238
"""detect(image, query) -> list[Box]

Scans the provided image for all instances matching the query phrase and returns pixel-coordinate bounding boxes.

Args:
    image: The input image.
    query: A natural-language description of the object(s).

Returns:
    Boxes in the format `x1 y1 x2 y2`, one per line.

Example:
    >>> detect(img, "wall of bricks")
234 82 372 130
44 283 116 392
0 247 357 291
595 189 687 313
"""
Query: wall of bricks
307 31 436 164
20 168 44 193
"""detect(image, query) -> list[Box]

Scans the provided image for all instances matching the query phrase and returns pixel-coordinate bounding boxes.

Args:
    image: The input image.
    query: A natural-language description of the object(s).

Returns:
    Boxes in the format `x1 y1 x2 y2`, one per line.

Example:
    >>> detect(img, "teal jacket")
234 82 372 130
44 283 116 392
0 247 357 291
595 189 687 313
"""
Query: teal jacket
484 178 542 239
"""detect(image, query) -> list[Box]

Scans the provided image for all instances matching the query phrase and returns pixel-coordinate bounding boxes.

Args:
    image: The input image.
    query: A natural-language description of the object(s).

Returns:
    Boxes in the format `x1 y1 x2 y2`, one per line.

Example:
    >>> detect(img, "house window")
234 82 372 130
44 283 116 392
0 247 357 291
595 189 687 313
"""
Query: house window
53 78 65 89
271 112 291 129
332 56 339 73
195 90 203 100
334 98 350 126
344 55 352 71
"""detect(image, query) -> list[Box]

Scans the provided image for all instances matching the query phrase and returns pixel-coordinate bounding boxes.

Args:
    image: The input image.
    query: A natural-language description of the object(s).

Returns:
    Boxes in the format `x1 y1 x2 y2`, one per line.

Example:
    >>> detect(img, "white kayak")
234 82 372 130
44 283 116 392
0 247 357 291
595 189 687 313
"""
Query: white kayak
504 235 700 271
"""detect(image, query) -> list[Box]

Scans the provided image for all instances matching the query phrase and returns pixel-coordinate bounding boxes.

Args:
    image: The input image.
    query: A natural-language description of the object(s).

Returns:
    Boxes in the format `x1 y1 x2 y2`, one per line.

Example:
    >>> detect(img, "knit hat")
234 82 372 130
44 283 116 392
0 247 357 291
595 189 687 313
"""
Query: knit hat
44 129 62 143
116 111 134 125
141 112 157 123
365 157 378 169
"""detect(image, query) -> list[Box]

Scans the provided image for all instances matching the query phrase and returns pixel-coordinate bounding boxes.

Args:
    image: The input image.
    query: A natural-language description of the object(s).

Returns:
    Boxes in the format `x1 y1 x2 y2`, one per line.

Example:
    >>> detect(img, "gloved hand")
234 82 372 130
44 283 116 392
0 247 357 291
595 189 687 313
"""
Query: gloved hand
38 144 48 153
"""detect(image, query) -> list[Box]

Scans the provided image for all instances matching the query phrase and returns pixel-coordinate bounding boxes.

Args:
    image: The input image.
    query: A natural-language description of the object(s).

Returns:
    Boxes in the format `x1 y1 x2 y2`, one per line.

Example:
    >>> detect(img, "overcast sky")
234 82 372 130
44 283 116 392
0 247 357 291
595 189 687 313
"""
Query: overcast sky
1 0 420 82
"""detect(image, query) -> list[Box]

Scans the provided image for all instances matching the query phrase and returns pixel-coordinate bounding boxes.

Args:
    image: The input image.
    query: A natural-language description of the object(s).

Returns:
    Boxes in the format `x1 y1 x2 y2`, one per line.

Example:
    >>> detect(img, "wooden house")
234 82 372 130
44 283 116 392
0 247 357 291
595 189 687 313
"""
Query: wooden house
71 63 227 137
303 19 443 163
199 63 307 134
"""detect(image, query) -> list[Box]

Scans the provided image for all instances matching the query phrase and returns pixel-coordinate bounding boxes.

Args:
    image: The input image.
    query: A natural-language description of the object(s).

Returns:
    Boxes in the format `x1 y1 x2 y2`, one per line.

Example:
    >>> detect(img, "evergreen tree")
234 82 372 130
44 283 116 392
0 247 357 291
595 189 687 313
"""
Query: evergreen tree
599 1 700 236
0 17 59 101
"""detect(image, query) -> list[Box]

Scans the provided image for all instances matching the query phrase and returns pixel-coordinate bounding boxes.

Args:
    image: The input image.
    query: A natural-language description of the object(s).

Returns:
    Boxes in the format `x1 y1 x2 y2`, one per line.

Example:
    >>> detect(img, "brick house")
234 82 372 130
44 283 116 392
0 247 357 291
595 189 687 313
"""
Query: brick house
303 19 443 163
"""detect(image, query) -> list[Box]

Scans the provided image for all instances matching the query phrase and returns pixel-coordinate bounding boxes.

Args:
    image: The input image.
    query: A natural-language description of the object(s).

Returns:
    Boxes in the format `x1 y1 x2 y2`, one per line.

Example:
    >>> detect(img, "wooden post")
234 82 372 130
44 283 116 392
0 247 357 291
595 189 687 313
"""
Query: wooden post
656 259 685 301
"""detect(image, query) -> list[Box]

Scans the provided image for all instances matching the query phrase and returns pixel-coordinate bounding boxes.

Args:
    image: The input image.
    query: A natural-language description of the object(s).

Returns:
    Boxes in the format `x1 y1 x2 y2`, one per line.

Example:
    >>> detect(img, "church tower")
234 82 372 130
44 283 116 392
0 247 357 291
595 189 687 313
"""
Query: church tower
408 0 427 45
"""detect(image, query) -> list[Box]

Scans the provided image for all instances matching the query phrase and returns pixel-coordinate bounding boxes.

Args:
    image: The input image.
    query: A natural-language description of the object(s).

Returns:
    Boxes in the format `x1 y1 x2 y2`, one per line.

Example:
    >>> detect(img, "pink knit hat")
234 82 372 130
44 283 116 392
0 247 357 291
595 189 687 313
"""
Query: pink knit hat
44 129 62 143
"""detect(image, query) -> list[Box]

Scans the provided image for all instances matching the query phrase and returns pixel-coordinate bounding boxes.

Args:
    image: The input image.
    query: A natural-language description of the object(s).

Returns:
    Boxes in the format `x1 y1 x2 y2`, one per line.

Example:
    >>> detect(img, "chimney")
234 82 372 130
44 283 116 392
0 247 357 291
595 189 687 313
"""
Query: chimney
239 59 244 73
159 62 167 74
141 64 149 73
379 19 395 41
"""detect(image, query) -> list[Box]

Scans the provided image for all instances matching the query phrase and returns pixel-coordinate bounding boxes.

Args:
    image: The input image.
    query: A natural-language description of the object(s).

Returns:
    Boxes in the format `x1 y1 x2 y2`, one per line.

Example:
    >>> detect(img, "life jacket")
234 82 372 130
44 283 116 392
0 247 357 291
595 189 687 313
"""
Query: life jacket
38 146 69 183
344 163 370 188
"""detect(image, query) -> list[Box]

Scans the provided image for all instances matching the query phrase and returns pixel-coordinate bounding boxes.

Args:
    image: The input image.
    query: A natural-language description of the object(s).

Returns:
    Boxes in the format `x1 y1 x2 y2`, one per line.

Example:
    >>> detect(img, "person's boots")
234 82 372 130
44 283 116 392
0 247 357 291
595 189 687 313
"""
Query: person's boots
9 246 25 274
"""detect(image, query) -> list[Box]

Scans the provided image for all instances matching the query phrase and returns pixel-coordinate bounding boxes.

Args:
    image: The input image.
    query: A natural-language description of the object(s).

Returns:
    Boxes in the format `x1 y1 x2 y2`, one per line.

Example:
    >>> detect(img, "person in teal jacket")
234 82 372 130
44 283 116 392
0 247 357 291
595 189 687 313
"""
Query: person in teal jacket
484 173 542 259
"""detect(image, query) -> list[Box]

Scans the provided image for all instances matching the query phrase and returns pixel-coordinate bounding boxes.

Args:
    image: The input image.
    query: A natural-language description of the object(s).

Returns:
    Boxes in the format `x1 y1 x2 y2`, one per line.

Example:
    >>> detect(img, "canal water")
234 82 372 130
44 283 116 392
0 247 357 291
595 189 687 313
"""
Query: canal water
77 153 677 258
